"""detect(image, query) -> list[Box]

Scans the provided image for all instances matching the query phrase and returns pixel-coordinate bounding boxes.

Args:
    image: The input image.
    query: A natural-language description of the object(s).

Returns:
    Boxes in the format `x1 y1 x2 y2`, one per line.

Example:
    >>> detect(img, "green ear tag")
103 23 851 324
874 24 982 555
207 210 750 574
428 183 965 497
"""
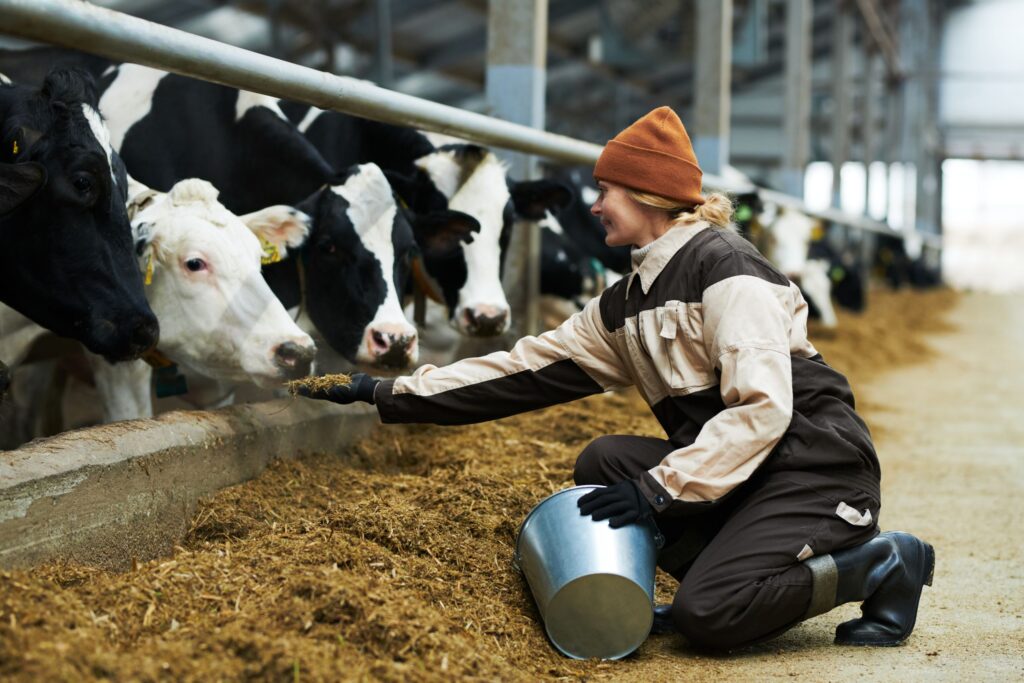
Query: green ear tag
153 363 189 398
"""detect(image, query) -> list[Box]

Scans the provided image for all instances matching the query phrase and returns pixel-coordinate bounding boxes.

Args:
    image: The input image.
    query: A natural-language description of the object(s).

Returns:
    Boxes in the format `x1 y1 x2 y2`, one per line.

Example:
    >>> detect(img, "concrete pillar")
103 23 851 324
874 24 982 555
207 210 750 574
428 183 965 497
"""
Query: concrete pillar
910 0 942 237
781 0 812 198
862 47 879 216
692 0 732 176
485 0 548 338
896 0 942 238
831 2 854 209
374 0 394 88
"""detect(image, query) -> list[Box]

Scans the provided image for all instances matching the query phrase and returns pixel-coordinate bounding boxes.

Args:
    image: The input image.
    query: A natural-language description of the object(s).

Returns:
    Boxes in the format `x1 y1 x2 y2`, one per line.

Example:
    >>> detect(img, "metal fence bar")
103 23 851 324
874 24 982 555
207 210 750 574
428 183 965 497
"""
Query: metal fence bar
0 0 937 246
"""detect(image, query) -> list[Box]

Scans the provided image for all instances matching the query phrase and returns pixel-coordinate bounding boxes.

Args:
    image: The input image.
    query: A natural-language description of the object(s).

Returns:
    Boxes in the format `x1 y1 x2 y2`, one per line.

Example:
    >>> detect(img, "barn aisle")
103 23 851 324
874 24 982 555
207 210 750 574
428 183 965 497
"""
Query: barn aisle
844 291 1024 679
642 292 1024 681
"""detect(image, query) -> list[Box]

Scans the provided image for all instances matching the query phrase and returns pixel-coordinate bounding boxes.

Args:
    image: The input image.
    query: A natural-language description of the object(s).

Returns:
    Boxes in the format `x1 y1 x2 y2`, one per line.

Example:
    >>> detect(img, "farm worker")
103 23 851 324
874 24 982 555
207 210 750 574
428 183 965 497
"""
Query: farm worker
296 107 935 651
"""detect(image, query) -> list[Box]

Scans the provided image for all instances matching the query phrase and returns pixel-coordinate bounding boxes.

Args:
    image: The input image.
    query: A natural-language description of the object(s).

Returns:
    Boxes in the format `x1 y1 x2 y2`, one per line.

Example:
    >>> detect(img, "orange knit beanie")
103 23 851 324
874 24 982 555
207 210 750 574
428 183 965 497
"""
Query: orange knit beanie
593 106 704 207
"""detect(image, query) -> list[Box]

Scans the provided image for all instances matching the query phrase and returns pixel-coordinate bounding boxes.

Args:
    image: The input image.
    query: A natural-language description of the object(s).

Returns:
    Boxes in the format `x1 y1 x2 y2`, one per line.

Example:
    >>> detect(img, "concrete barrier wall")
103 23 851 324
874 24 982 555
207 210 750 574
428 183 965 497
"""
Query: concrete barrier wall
0 399 378 571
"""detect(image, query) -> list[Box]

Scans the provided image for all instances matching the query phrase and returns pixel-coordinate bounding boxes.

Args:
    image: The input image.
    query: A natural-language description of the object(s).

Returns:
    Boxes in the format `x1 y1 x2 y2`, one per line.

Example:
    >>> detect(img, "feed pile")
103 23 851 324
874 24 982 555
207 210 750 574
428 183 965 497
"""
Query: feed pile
0 288 957 681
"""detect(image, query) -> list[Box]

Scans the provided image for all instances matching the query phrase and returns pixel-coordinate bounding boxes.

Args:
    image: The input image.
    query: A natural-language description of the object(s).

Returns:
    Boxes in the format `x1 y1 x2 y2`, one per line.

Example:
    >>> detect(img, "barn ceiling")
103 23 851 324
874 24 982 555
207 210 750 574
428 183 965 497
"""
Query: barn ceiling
5 0 857 145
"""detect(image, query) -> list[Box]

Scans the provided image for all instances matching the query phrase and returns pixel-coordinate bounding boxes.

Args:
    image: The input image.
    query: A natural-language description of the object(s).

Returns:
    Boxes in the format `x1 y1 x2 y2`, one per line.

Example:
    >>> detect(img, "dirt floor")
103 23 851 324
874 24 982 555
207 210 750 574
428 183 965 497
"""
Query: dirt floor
2 286 1022 681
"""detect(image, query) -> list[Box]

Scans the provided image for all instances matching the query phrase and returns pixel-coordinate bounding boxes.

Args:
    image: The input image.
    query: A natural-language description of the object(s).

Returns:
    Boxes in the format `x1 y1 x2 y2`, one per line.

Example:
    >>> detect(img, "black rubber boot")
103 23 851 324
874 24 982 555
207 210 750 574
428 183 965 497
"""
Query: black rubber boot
650 603 675 635
804 531 935 646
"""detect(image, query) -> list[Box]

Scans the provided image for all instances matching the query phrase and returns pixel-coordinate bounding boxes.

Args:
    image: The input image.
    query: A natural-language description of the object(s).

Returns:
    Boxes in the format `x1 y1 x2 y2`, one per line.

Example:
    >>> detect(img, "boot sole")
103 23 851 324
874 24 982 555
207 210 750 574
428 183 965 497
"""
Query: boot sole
835 535 935 647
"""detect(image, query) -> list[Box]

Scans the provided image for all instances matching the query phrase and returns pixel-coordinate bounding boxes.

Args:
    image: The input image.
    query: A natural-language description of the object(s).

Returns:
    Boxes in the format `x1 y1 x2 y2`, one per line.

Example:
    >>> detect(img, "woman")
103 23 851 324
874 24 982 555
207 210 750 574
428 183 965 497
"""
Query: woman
299 107 934 651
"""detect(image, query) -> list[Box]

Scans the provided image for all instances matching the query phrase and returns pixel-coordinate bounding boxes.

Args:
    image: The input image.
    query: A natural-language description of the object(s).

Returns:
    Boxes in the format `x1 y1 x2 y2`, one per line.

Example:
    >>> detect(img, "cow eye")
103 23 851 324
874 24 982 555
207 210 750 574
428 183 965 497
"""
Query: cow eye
319 241 337 255
72 173 95 197
185 258 207 272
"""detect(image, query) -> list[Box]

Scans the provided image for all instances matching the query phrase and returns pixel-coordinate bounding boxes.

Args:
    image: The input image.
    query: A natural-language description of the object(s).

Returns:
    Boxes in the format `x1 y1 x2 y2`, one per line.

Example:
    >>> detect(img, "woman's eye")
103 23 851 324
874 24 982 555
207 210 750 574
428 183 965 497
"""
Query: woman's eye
185 258 207 272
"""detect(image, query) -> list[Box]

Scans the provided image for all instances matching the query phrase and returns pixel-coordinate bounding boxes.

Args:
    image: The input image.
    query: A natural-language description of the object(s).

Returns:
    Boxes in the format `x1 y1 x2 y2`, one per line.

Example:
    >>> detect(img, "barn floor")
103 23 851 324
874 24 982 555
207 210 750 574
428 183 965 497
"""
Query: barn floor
2 287 1022 681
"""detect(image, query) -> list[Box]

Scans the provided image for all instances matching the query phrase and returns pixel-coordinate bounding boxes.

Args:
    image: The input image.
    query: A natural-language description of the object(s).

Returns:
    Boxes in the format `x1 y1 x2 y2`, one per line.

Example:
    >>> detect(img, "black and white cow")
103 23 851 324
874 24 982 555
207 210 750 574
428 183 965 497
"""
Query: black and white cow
0 68 158 362
0 52 474 370
541 167 632 274
262 162 472 367
509 173 627 308
279 105 573 337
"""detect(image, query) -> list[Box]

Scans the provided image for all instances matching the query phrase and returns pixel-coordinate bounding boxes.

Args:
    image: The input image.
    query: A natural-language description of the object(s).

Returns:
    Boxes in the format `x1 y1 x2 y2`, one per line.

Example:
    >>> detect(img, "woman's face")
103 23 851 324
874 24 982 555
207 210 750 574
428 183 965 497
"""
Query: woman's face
590 180 671 248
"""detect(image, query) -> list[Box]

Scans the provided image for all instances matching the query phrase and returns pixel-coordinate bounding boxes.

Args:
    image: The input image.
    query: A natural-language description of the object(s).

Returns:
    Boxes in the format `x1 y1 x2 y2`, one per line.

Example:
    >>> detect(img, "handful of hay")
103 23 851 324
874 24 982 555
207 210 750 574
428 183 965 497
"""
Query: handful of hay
286 372 352 397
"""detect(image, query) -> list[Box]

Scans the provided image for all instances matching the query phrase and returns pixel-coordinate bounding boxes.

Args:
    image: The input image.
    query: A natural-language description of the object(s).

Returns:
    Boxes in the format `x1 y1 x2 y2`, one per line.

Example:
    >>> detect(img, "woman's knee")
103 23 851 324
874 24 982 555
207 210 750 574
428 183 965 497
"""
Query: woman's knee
670 576 802 651
572 436 622 485
670 585 735 649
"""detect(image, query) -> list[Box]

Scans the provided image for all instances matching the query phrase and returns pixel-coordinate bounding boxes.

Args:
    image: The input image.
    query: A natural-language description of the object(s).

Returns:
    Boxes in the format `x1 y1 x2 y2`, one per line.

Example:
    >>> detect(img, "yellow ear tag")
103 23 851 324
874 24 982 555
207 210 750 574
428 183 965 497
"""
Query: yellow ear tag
259 235 282 265
143 251 154 286
12 140 19 156
810 224 825 242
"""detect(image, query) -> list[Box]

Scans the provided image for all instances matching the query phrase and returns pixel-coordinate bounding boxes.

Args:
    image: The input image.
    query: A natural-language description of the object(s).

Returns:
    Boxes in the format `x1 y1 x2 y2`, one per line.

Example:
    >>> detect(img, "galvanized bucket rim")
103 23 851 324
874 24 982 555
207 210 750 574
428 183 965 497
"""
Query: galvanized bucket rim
514 485 601 569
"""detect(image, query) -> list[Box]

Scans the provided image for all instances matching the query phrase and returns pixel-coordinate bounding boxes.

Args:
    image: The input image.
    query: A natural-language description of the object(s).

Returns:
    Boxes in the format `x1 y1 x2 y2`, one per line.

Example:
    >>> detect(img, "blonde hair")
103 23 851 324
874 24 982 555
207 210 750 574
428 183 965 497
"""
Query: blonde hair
626 189 736 231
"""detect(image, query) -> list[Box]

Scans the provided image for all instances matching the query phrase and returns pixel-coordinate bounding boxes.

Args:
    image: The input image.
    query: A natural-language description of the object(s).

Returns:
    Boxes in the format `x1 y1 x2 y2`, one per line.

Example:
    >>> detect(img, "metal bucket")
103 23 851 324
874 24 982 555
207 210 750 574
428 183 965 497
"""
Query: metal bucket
514 485 660 660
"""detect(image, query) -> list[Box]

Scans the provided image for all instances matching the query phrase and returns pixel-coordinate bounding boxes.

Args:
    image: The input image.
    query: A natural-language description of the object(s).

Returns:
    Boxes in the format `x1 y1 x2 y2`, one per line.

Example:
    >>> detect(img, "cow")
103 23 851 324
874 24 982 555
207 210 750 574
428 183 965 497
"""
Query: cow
501 176 623 309
762 206 839 328
541 167 632 274
0 51 472 369
106 64 494 366
0 176 318 422
281 108 576 337
262 162 456 368
0 68 158 362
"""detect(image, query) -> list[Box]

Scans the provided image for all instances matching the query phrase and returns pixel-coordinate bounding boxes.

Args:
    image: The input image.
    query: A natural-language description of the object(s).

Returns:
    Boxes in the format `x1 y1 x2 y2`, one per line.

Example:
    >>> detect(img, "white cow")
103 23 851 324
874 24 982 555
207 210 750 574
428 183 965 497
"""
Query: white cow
0 177 316 422
764 206 839 329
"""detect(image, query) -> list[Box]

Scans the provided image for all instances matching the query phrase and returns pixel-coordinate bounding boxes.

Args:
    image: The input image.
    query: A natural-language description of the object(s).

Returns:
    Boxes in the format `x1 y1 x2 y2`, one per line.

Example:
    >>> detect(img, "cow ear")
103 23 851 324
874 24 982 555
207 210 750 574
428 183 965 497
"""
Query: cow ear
125 175 163 221
241 205 312 256
509 179 572 220
0 162 46 216
133 222 159 285
411 209 480 258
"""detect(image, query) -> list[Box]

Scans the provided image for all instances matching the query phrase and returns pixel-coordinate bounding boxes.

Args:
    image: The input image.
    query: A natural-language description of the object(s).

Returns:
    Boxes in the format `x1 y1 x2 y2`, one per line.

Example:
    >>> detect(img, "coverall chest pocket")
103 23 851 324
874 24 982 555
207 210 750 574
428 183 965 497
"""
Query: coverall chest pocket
653 301 715 394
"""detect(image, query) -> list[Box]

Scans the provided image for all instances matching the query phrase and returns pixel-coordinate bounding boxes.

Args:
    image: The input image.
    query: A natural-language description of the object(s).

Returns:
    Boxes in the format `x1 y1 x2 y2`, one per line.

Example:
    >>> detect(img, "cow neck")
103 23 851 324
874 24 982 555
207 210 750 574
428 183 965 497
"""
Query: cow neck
410 255 444 326
293 255 308 323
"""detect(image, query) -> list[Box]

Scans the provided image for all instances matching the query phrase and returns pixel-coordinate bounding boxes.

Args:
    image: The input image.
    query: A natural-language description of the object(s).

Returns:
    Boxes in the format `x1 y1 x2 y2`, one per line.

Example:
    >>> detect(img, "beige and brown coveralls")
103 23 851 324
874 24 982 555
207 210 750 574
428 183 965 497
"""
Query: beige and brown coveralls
375 221 881 649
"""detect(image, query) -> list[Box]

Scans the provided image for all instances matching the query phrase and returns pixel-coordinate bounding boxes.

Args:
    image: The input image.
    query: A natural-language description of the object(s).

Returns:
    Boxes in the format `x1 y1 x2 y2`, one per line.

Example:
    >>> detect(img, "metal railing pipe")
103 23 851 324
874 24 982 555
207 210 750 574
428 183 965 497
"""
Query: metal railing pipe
0 0 604 165
0 0 937 246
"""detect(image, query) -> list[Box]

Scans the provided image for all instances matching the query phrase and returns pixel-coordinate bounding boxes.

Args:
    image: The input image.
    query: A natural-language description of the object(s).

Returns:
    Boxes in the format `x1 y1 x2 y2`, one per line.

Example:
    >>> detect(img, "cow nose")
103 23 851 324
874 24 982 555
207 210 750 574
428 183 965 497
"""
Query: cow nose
366 324 418 369
128 314 160 357
273 340 317 378
463 305 509 337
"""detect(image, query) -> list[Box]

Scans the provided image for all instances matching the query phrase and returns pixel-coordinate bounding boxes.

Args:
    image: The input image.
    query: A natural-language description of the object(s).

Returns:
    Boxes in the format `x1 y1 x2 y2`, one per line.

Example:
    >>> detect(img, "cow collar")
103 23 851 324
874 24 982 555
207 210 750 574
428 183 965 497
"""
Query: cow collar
292 255 307 323
141 348 189 397
411 256 444 304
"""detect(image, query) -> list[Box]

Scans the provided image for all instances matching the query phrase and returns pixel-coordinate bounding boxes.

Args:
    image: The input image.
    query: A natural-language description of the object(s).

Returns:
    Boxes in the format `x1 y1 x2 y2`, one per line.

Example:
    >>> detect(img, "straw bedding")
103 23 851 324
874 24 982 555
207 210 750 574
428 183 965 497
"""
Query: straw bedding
0 288 957 681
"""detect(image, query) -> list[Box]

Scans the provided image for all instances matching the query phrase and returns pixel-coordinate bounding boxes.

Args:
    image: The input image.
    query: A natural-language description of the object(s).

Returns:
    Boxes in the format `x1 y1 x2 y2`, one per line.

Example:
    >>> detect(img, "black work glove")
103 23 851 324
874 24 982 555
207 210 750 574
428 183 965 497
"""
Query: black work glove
577 480 654 529
295 372 380 405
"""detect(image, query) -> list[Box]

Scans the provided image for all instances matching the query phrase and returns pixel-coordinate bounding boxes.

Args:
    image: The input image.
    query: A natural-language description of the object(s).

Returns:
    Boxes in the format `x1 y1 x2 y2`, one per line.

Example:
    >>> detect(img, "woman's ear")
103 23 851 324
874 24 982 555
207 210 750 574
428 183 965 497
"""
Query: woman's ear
240 205 312 261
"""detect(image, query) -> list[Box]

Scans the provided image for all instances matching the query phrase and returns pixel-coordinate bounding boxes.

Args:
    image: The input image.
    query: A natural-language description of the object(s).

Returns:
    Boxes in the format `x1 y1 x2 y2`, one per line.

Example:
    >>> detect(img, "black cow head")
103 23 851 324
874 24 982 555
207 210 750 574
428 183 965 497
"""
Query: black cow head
386 149 574 336
0 69 158 362
263 164 422 368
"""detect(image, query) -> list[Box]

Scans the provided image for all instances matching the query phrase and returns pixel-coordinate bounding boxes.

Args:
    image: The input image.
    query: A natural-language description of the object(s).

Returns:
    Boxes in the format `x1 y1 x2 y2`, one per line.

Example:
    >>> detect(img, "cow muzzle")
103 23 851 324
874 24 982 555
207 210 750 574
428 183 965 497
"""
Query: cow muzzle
364 323 418 369
93 312 160 363
272 340 317 379
460 304 510 337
